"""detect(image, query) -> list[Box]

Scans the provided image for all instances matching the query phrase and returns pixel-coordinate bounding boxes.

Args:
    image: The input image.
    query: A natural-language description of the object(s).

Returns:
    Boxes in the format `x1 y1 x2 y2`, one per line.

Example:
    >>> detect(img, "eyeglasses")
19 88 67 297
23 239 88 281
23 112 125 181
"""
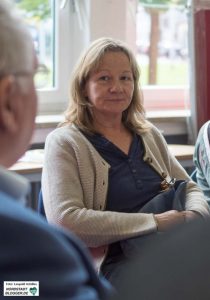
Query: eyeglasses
34 64 50 89
0 63 50 89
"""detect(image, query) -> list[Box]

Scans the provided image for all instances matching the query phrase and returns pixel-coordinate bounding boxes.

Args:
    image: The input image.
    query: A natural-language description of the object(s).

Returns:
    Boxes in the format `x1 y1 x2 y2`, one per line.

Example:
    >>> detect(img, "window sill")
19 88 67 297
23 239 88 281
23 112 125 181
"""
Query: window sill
35 114 64 129
147 109 190 121
35 110 190 127
32 110 191 145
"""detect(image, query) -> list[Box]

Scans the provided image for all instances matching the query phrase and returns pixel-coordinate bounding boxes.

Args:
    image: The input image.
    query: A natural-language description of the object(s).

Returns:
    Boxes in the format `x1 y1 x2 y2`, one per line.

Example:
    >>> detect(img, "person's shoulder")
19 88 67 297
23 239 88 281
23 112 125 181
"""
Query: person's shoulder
200 120 210 132
149 123 162 134
46 124 76 140
195 120 210 149
45 125 96 156
0 191 49 233
141 122 164 140
45 124 86 145
0 190 87 258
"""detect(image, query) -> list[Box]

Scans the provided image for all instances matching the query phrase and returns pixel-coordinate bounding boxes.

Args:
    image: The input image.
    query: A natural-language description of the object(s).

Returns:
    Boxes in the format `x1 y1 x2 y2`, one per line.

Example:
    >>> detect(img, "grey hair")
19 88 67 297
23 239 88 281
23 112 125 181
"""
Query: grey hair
0 0 34 76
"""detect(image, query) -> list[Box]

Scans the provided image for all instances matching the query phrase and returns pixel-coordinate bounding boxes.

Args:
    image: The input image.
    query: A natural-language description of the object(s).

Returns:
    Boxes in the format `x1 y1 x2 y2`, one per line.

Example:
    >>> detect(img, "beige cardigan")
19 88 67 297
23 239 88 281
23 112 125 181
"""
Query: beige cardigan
42 124 209 262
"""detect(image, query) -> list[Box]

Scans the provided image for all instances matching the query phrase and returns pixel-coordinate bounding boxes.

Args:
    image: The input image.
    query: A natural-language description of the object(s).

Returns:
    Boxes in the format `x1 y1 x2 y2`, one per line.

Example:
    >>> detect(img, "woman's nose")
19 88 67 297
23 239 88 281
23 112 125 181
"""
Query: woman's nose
109 79 123 92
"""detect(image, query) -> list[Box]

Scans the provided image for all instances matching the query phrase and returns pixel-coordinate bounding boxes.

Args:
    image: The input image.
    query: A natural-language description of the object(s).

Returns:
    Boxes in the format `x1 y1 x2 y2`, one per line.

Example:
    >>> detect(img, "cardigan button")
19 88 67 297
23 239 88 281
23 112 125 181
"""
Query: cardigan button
162 172 167 178
146 157 152 163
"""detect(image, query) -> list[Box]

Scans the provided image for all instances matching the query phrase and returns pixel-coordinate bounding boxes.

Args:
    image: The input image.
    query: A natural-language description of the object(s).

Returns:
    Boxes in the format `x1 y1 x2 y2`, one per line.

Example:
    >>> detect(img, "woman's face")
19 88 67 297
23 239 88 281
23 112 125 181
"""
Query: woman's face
84 51 134 118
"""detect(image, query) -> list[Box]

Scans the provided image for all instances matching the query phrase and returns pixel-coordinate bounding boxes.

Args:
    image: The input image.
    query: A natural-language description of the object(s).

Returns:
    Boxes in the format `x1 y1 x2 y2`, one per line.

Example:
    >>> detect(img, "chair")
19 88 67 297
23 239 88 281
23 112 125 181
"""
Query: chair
38 189 46 218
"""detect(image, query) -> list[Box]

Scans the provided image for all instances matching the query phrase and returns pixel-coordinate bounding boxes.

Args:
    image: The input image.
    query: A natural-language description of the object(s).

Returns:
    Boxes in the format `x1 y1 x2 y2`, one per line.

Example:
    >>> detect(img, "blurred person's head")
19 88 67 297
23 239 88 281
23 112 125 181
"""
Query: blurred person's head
0 0 37 167
63 37 150 134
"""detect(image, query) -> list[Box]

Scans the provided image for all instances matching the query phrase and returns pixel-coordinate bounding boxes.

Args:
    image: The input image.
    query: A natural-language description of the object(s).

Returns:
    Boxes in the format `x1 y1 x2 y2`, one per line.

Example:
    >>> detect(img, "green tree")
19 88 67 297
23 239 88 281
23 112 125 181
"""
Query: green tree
139 0 186 84
17 0 50 20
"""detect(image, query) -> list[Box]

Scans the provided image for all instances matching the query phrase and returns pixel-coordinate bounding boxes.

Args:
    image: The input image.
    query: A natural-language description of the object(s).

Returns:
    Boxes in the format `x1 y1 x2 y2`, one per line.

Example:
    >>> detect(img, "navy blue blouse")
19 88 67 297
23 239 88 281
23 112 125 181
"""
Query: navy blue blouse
83 132 162 213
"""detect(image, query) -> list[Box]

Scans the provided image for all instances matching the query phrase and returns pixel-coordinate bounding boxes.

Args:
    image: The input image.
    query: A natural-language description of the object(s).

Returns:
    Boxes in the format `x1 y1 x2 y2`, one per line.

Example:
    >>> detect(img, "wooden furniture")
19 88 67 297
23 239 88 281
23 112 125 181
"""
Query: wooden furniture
168 144 195 168
9 162 43 182
9 149 44 182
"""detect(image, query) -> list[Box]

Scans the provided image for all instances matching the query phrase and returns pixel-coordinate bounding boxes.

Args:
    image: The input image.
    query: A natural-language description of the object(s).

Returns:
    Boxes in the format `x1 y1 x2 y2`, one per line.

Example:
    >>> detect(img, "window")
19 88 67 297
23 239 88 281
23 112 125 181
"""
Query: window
136 1 190 112
14 0 81 115
13 0 190 116
14 0 90 116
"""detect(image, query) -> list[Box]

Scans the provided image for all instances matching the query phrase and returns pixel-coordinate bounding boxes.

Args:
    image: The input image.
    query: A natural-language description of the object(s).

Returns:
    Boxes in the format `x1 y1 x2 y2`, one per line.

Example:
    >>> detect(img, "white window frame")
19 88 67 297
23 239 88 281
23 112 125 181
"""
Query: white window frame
37 0 90 115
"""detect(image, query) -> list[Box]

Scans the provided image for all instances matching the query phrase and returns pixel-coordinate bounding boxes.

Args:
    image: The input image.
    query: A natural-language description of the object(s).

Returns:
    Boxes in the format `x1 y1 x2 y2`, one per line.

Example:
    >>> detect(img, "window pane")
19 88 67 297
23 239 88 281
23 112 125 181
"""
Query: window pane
14 0 55 89
137 2 189 86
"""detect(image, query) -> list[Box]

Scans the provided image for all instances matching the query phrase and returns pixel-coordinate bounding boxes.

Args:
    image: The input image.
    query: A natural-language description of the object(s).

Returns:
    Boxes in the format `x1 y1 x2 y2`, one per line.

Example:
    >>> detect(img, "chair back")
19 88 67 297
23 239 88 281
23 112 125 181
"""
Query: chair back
38 189 46 218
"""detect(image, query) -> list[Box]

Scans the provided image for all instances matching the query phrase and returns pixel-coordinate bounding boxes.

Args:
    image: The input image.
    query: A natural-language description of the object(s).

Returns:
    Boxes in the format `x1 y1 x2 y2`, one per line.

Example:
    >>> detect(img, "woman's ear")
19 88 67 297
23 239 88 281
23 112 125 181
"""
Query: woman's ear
0 75 18 133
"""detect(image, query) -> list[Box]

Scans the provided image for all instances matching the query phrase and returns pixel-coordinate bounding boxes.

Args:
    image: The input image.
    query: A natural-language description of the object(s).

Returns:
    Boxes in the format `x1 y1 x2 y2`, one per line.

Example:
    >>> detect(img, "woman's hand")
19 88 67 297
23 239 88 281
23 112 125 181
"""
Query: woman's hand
154 210 199 232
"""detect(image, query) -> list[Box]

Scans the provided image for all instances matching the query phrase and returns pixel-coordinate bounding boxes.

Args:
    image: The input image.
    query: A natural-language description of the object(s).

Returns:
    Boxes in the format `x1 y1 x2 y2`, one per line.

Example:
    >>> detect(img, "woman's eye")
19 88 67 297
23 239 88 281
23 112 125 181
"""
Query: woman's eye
99 76 109 81
121 76 132 81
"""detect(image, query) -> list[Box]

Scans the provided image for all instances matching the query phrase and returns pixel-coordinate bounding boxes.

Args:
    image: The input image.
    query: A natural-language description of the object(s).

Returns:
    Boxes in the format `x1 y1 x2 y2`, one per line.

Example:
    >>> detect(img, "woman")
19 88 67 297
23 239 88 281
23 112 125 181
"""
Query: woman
42 37 209 283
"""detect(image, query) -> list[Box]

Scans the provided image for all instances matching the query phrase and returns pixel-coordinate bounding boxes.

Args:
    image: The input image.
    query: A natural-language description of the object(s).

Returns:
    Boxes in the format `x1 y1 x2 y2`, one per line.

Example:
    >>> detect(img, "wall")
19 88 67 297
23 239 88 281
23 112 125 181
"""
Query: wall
90 0 137 52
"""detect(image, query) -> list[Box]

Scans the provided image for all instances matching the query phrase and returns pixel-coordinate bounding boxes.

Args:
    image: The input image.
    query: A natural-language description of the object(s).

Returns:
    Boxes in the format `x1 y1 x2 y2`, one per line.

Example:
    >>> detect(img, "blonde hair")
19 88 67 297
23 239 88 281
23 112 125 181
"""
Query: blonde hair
62 37 151 134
